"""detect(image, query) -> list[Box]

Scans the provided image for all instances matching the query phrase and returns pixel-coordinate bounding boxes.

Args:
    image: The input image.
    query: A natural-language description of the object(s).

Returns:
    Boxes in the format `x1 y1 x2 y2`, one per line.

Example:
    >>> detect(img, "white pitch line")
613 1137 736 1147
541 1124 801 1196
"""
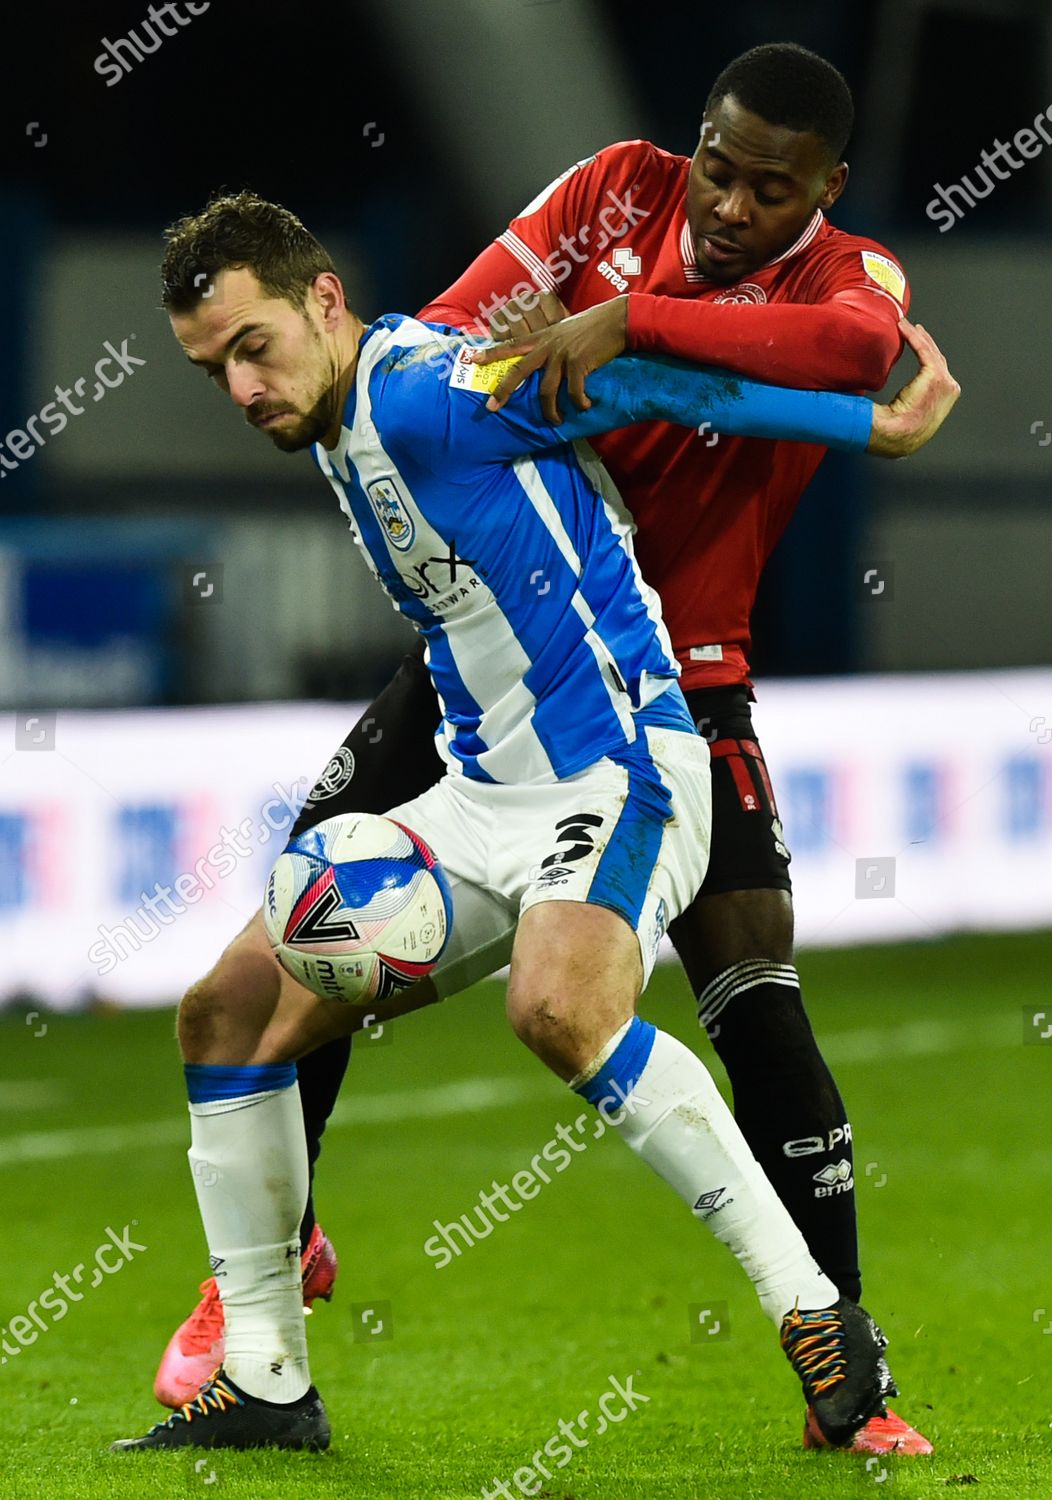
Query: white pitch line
0 1077 547 1168
816 1013 1013 1066
0 1081 65 1113
327 1075 543 1126
0 1013 1020 1169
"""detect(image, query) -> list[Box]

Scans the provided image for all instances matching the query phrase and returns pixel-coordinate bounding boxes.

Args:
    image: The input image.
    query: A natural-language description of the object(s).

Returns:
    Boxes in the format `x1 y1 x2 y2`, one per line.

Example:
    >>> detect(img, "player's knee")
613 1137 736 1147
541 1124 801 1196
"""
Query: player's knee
506 985 575 1061
176 972 233 1057
176 950 274 1060
177 977 215 1058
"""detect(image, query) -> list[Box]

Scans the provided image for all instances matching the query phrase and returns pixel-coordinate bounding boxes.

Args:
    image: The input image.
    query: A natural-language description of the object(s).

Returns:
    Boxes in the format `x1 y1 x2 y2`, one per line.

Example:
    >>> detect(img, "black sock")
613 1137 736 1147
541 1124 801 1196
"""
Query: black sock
698 961 862 1304
295 1037 352 1254
287 645 443 1257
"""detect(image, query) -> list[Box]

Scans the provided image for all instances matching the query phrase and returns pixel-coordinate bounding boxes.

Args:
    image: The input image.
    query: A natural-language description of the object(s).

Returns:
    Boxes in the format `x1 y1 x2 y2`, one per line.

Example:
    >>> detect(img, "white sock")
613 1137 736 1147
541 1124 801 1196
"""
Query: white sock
573 1023 838 1322
188 1082 310 1401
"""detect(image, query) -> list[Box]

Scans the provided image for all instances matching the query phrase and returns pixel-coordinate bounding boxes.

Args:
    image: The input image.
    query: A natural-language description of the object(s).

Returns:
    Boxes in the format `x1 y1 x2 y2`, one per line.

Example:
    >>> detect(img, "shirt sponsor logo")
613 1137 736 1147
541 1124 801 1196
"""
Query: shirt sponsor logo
367 476 416 552
861 251 906 304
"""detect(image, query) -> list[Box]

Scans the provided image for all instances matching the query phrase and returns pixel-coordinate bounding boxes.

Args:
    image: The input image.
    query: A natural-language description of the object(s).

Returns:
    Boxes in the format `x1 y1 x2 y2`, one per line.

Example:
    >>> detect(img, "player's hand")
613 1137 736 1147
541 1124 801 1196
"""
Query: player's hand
471 295 629 422
866 319 961 458
488 288 569 342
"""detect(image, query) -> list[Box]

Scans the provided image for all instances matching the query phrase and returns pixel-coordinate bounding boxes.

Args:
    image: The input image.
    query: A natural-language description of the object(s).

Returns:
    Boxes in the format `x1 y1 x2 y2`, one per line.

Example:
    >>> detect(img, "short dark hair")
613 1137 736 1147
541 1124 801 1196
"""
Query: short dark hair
705 42 854 162
160 190 337 313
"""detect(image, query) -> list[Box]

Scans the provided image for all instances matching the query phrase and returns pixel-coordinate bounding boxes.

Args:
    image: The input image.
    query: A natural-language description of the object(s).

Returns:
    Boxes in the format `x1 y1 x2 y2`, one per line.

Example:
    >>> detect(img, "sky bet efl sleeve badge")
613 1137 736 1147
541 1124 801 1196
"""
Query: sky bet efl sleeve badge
860 250 907 306
449 343 524 396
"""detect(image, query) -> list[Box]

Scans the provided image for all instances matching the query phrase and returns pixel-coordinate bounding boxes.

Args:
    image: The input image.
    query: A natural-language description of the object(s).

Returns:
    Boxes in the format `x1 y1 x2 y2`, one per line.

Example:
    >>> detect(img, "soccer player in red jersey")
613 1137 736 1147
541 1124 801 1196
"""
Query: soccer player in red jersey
154 43 955 1453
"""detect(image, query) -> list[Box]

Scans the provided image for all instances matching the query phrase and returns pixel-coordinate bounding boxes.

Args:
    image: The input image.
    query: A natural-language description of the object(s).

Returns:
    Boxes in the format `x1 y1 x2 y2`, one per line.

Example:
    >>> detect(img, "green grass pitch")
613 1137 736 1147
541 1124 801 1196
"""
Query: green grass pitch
1 930 1050 1498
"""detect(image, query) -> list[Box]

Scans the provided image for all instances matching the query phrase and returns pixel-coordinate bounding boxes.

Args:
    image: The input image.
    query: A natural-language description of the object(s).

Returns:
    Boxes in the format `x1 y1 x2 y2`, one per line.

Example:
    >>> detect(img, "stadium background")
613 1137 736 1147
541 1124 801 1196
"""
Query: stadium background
2 3 1050 1497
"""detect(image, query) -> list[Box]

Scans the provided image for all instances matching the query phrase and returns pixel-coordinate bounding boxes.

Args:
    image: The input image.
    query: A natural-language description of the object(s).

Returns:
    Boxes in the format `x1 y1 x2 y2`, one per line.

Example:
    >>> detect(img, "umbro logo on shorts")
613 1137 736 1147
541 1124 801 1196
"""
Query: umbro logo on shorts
540 813 604 870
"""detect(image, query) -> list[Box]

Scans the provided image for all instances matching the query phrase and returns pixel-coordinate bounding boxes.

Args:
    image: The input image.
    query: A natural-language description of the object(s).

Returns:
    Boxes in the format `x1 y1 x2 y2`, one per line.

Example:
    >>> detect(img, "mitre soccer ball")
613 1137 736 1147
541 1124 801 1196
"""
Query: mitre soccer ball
263 813 453 1005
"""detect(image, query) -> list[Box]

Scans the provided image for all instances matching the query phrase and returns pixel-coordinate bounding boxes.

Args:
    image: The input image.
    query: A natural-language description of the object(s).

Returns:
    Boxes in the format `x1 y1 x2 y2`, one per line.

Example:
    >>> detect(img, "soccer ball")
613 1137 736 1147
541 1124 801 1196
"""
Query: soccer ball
263 813 453 1006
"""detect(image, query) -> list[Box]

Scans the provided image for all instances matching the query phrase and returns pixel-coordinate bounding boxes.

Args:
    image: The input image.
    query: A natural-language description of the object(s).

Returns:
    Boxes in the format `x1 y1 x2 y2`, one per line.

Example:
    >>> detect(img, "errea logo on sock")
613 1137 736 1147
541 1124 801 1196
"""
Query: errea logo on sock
812 1160 855 1198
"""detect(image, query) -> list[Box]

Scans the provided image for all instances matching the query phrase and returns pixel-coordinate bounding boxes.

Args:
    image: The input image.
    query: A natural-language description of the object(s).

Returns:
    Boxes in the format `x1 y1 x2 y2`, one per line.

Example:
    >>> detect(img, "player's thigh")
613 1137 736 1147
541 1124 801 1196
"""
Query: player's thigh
179 909 439 1064
670 686 794 991
507 900 642 1078
179 910 286 1029
506 726 710 1050
178 908 323 1060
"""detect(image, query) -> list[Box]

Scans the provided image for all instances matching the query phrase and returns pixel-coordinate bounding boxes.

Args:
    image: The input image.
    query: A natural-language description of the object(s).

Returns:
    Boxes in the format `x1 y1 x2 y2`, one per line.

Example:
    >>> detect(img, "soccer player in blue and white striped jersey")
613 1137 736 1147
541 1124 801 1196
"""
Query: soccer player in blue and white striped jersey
113 192 949 1455
310 309 870 788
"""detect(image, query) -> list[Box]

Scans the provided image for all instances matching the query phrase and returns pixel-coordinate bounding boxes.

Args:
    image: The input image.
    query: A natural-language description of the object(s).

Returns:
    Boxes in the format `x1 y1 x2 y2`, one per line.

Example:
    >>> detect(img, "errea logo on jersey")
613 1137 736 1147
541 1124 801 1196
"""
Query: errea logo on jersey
598 261 629 291
597 247 642 293
611 247 641 276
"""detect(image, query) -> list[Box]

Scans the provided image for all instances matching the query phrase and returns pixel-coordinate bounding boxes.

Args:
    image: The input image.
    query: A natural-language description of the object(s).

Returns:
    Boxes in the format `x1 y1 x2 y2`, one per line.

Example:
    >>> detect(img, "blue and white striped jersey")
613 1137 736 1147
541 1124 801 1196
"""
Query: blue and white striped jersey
313 314 871 785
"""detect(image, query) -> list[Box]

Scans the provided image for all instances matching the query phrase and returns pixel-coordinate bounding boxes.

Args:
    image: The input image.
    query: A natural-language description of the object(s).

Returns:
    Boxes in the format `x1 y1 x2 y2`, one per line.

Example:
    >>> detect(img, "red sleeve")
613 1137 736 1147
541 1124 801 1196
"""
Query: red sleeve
627 236 910 393
418 241 532 334
419 140 654 332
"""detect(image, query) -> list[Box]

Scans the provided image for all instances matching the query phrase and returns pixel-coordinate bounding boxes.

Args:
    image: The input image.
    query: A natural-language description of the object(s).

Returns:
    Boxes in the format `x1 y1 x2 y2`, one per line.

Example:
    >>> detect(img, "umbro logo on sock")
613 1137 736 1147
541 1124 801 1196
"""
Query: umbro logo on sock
208 1255 225 1273
694 1187 729 1214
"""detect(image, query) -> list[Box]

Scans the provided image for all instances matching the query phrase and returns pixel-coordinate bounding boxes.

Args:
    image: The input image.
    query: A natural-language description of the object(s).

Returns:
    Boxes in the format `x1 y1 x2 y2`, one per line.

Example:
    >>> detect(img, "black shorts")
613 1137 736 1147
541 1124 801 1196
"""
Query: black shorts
289 650 791 899
684 685 792 897
287 644 444 842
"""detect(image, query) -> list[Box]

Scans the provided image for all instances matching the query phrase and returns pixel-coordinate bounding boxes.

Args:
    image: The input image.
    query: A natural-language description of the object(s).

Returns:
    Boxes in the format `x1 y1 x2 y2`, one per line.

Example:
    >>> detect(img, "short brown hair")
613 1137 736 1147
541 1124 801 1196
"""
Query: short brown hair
161 190 337 312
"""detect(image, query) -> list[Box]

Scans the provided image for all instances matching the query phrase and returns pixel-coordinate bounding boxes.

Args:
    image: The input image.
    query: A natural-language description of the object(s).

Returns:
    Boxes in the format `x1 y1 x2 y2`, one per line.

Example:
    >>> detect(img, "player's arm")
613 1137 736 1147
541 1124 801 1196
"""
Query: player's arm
401 344 874 472
471 240 911 399
468 306 958 459
508 352 875 452
624 285 902 392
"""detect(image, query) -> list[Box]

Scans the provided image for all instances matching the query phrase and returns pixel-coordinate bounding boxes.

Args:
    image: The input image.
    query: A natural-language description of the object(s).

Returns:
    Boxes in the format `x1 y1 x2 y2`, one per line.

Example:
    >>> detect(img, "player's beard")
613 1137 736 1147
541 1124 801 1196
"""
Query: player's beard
251 321 338 451
256 394 332 452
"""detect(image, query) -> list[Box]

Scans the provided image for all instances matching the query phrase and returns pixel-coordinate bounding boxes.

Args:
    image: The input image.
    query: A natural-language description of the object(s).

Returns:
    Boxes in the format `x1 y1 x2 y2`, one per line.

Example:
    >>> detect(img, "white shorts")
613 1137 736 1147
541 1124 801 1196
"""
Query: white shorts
385 725 710 997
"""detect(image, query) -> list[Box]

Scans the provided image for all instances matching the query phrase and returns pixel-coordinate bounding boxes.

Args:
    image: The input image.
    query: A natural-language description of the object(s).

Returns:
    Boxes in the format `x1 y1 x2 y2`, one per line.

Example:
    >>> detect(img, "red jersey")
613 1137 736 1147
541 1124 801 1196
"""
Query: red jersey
420 139 909 689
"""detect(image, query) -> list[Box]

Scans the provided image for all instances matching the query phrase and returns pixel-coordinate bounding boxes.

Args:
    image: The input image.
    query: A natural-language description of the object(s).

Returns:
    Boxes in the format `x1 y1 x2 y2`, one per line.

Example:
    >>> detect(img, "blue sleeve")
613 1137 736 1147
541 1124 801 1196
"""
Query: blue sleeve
381 344 873 473
563 354 874 452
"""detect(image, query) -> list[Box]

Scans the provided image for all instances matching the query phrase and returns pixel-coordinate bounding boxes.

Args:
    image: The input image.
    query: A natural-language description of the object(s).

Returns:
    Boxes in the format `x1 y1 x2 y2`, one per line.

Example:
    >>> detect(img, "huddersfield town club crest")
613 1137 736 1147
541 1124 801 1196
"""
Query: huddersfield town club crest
367 476 416 552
